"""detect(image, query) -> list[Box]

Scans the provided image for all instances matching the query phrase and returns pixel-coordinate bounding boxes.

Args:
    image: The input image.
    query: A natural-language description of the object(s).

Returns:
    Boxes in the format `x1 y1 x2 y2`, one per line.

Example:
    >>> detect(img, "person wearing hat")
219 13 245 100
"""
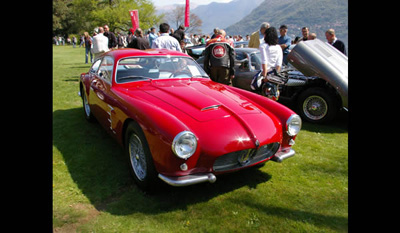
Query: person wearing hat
278 25 292 65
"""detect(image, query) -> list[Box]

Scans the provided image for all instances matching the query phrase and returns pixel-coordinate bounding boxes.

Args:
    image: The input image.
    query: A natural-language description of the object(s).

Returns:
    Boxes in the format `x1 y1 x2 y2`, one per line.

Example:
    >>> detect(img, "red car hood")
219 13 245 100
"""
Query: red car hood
142 79 263 122
118 78 282 147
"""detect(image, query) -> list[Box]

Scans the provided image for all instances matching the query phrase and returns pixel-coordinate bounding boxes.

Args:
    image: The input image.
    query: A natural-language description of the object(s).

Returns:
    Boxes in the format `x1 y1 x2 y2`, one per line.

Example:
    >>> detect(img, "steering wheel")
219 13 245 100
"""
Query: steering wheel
168 71 192 78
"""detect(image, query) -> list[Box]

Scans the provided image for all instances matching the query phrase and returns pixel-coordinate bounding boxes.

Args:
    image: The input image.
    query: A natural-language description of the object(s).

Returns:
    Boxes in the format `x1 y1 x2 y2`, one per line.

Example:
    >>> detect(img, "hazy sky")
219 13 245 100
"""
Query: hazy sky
150 0 233 7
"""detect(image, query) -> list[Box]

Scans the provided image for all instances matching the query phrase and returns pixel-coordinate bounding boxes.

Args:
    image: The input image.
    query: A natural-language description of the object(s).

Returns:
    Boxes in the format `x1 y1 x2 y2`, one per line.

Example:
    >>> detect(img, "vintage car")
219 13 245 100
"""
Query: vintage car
197 39 348 123
79 48 301 190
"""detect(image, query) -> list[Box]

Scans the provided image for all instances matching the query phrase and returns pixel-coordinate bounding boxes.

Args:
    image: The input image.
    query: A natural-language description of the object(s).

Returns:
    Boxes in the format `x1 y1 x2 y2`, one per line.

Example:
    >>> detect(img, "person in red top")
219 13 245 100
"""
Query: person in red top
203 29 235 85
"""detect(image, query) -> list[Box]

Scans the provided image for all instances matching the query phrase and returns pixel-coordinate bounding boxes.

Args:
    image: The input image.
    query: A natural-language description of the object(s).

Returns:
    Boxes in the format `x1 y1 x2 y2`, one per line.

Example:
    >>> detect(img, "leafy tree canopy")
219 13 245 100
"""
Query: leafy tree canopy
53 0 163 36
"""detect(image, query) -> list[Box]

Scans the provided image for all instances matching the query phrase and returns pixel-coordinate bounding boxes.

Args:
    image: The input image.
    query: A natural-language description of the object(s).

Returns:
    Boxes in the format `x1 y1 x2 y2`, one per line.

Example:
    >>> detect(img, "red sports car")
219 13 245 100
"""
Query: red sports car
79 48 301 190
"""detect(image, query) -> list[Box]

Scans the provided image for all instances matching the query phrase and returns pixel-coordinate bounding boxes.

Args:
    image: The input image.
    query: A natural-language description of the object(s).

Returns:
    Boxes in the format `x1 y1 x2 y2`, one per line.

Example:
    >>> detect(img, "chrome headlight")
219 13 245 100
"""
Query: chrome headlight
286 114 302 136
172 131 198 160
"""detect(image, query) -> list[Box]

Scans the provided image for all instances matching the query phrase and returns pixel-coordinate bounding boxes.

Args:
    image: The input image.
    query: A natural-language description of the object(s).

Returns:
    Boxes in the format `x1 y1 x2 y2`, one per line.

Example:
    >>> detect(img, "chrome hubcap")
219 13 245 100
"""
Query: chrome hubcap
128 134 147 181
303 95 328 120
83 93 91 117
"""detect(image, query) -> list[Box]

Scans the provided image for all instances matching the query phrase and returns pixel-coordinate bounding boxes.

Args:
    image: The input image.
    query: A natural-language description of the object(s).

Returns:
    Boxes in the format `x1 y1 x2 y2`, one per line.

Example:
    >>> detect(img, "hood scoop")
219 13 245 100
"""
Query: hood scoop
201 105 221 112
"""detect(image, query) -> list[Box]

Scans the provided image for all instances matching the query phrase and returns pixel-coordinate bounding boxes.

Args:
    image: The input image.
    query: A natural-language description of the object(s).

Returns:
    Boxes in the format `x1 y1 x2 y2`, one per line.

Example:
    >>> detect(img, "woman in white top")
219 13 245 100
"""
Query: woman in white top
259 27 283 78
258 27 283 100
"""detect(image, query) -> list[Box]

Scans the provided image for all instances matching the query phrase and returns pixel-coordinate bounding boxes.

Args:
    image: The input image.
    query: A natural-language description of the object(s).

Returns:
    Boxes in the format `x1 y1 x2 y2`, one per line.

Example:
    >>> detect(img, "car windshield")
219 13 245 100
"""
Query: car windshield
116 56 209 83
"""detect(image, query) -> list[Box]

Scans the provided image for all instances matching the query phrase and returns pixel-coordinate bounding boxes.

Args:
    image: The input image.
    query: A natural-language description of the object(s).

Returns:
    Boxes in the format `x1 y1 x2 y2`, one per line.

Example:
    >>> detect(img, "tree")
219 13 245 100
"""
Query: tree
165 5 202 34
53 0 74 35
53 0 162 36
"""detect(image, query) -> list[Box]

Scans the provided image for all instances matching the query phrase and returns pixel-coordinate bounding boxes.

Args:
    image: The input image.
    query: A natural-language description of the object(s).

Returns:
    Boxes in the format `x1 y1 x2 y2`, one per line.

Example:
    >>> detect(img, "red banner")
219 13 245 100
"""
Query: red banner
129 10 139 31
185 0 190 27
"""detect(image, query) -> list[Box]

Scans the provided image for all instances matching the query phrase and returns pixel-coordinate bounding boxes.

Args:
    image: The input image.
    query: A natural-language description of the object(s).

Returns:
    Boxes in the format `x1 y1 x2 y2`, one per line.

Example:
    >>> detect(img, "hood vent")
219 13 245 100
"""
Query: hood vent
201 105 221 112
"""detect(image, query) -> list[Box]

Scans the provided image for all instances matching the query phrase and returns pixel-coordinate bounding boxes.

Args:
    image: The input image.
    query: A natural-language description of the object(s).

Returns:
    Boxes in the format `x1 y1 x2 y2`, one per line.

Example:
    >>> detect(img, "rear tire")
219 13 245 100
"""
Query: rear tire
82 88 95 122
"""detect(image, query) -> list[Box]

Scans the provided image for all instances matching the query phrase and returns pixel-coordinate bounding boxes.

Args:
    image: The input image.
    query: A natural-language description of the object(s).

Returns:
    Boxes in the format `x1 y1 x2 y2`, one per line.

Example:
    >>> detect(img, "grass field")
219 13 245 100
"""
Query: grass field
53 45 348 232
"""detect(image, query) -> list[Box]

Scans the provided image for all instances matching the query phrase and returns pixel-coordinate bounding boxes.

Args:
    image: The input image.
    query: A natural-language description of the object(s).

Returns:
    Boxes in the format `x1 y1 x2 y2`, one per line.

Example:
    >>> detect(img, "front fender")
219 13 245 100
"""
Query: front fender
116 90 198 175
226 85 298 147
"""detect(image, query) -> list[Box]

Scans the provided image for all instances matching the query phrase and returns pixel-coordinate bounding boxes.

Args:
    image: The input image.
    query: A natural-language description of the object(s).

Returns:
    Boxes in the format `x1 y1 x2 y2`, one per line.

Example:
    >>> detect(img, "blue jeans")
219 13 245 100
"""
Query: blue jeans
85 47 93 64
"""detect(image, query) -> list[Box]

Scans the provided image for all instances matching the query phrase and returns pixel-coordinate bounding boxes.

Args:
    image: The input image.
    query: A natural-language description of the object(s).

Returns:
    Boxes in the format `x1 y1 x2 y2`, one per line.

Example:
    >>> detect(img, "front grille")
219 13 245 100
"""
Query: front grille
213 142 280 172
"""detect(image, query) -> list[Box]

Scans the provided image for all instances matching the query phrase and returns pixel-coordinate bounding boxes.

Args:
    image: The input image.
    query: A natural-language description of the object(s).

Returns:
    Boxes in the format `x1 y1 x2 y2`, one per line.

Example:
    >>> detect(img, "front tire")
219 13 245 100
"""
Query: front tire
124 122 159 191
297 87 338 123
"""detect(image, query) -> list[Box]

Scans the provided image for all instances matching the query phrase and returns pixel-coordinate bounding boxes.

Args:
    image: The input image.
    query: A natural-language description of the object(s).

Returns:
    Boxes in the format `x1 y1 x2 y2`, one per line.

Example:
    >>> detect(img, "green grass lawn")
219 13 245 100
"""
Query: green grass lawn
53 45 348 232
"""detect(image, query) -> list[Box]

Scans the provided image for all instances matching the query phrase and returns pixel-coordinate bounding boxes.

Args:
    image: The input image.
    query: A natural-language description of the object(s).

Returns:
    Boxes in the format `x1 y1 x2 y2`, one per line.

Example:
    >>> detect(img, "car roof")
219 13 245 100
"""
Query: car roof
234 47 259 53
100 48 192 61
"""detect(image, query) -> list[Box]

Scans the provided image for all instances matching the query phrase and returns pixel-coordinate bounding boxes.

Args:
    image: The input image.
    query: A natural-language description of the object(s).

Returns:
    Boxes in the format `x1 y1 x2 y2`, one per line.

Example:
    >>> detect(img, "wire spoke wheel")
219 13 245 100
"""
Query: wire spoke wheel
83 92 91 117
128 134 147 181
302 95 328 121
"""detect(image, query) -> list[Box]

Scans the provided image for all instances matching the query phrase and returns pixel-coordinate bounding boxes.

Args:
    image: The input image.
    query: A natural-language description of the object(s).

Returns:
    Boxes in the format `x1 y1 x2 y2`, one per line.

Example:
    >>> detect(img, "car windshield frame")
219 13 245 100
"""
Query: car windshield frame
114 56 209 84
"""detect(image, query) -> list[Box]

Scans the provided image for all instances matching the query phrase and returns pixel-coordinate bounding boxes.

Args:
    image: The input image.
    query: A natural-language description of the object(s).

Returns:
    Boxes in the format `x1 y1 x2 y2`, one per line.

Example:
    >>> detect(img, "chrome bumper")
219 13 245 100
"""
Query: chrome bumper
158 173 217 187
271 148 295 163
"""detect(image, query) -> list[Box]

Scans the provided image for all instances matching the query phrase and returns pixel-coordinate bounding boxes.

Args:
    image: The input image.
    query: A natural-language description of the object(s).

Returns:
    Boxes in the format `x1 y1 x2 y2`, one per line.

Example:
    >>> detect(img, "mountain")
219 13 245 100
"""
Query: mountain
225 0 348 47
192 0 264 34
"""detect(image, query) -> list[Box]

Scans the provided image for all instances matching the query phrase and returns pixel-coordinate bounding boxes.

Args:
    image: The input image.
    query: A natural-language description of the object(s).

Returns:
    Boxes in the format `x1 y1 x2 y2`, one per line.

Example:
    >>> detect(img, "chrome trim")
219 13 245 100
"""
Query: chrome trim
271 148 295 163
158 173 216 187
201 105 221 111
171 131 198 160
286 114 302 136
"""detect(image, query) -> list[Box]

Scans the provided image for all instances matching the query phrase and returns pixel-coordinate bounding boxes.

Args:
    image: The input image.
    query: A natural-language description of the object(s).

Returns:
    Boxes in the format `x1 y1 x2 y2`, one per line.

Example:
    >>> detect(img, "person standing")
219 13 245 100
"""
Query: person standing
203 29 235 85
127 28 150 50
103 24 117 49
299 27 309 42
72 36 77 48
248 22 270 48
278 25 291 65
173 24 185 43
84 32 93 64
211 27 220 39
91 27 109 60
79 34 85 47
325 28 347 55
151 23 182 52
258 27 283 100
148 27 158 47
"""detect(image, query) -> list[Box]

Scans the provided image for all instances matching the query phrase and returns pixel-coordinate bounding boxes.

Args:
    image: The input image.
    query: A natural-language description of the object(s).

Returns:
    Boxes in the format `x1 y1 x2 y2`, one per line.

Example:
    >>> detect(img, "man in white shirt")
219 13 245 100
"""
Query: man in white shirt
91 27 109 60
151 23 182 52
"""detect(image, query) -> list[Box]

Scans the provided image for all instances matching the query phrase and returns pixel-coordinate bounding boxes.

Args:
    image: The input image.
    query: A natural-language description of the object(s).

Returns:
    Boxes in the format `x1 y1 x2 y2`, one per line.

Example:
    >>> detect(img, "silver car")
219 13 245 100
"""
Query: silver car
196 39 348 123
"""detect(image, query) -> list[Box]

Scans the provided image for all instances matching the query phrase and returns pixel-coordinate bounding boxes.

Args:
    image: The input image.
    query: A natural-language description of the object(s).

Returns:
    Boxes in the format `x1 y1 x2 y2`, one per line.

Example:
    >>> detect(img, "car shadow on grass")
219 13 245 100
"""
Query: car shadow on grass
53 107 273 216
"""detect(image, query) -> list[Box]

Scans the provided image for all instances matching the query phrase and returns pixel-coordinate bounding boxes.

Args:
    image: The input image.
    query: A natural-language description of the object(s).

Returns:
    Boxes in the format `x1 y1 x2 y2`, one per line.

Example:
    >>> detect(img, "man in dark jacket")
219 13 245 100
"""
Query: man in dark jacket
103 24 118 49
203 29 235 85
173 24 185 43
127 28 150 50
325 28 347 55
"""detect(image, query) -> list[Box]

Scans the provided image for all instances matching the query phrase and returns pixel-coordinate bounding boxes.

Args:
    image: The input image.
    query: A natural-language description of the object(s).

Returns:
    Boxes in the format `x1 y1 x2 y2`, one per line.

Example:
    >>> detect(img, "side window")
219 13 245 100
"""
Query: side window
234 52 249 71
98 56 114 83
250 53 261 70
90 59 101 74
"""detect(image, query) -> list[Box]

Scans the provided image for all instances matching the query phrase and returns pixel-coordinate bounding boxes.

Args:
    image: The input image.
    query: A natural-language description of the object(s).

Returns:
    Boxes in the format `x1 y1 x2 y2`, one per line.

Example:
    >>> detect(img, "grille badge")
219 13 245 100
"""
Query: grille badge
238 150 253 165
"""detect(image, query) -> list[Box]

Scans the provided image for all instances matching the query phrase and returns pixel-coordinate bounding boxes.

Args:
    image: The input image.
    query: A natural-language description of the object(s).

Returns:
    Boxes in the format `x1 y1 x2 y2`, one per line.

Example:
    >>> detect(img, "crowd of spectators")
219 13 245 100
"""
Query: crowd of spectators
52 22 347 64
